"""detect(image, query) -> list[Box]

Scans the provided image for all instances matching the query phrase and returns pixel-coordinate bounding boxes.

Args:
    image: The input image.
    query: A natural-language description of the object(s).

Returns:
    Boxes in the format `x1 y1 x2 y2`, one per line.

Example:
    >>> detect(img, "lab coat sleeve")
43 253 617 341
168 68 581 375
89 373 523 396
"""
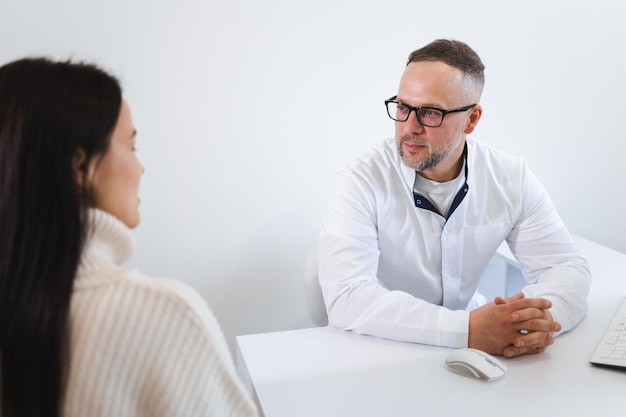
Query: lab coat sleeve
507 162 592 334
318 168 469 348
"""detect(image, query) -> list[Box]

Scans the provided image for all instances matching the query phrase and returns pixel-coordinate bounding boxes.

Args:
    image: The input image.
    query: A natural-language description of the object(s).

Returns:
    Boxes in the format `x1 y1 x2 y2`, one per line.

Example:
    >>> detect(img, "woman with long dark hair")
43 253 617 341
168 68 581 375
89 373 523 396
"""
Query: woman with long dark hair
0 58 258 417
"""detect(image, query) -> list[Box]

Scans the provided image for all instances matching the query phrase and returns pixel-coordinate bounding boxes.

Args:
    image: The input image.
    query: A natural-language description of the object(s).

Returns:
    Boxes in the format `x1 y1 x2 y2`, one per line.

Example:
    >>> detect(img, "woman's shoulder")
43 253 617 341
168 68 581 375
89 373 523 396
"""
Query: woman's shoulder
126 270 216 322
66 269 254 416
73 267 224 342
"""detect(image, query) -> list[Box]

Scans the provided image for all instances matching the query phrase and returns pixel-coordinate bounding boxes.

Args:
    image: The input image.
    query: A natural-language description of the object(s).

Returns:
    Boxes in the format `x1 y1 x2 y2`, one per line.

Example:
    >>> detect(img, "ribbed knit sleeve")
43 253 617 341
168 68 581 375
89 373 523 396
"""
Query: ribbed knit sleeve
63 209 258 417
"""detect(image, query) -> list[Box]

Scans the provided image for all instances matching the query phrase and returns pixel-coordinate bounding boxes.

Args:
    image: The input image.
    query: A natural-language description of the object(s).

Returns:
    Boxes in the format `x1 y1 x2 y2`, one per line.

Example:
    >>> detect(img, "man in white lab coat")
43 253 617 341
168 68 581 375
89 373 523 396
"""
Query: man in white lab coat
318 39 591 358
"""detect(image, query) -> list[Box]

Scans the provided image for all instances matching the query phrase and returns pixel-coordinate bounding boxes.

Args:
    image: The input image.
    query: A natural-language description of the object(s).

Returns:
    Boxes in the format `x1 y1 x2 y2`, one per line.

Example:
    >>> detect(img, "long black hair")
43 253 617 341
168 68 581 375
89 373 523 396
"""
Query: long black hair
0 58 122 417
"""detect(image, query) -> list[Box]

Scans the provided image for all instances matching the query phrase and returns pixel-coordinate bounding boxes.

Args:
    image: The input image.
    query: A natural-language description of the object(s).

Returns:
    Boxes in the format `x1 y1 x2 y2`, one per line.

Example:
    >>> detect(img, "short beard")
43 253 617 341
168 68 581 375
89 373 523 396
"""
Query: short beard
397 135 459 172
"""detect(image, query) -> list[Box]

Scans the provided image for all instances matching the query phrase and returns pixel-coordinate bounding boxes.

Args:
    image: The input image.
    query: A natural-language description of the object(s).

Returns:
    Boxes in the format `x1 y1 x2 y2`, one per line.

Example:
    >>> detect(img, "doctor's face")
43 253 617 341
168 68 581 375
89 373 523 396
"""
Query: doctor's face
394 61 481 181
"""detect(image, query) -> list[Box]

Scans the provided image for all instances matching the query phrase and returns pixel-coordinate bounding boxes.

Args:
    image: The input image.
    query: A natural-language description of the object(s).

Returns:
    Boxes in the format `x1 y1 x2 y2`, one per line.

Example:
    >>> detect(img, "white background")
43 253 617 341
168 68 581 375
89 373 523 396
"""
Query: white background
2 0 625 353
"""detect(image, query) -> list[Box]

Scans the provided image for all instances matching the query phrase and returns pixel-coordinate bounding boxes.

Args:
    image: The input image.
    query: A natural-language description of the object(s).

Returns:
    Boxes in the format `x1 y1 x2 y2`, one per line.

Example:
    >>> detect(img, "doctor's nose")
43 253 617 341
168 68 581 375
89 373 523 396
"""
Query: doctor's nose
402 110 427 134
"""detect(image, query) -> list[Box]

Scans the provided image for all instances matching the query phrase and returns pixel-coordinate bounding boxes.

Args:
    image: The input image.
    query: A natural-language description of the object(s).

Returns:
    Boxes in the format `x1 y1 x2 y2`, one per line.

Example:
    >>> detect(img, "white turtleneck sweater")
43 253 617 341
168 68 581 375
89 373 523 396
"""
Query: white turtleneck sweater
62 209 258 417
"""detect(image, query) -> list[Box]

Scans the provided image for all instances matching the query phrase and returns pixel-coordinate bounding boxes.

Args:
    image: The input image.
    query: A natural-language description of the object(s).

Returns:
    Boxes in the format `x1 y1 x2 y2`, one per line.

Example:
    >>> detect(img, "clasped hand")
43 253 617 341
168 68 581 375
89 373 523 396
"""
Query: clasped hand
468 292 561 357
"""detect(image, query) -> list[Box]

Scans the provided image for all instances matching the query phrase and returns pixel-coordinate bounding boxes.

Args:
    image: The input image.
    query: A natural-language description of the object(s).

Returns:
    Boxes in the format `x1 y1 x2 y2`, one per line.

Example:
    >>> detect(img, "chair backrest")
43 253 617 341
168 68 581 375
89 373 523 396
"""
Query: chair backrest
304 247 328 326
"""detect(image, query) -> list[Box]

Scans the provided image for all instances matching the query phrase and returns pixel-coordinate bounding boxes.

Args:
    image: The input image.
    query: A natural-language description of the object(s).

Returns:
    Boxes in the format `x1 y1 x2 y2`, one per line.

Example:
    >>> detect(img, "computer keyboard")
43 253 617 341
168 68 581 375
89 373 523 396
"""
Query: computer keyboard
590 297 626 368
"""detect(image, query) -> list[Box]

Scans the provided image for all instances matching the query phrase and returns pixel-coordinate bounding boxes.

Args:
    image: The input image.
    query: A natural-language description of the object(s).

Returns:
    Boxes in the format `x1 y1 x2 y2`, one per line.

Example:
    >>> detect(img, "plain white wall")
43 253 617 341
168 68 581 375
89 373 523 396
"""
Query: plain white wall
2 0 625 354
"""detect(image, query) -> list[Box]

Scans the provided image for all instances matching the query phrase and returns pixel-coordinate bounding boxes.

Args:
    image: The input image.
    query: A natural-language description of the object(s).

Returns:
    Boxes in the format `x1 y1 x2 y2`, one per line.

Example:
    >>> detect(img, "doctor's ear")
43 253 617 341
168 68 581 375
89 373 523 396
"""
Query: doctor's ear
464 104 483 134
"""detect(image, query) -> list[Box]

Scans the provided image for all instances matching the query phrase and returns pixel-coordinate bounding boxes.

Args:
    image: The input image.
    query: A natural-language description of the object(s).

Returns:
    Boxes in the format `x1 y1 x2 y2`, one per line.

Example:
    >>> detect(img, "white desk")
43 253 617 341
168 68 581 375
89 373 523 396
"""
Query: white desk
237 237 626 417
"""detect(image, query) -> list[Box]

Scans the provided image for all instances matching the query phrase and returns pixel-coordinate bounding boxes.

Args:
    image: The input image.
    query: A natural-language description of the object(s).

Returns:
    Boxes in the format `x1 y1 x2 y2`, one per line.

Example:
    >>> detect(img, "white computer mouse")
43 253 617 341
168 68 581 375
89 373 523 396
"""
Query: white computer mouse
445 348 507 381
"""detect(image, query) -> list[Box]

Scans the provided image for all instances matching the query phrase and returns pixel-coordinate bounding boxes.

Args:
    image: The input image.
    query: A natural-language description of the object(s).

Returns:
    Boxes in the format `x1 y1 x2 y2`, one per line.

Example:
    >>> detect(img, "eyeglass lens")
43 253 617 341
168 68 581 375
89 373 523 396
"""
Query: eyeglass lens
387 102 444 127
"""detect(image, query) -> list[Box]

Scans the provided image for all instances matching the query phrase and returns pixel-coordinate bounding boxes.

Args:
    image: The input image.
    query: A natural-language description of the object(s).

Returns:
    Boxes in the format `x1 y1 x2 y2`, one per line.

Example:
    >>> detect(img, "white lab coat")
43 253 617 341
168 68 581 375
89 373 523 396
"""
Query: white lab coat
319 137 591 347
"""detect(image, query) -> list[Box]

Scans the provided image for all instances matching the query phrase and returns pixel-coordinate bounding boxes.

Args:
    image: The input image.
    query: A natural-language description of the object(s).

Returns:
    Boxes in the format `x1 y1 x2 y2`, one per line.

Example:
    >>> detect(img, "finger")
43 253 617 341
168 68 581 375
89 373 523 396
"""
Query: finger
511 297 552 311
503 329 557 357
503 345 533 357
503 339 551 358
511 306 558 325
513 330 556 349
511 307 545 322
495 293 524 305
521 336 554 355
515 317 561 333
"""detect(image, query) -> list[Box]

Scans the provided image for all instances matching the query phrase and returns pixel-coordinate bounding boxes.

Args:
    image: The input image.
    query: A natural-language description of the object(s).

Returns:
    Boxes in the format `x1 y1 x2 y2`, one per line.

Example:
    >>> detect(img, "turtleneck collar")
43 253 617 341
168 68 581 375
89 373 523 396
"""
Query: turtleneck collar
79 208 136 270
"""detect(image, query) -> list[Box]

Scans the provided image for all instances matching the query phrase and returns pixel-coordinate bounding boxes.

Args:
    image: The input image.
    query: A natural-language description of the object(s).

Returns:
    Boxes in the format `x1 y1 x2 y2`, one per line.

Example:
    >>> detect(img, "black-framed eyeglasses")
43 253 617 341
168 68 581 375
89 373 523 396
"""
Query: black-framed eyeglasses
385 96 476 128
